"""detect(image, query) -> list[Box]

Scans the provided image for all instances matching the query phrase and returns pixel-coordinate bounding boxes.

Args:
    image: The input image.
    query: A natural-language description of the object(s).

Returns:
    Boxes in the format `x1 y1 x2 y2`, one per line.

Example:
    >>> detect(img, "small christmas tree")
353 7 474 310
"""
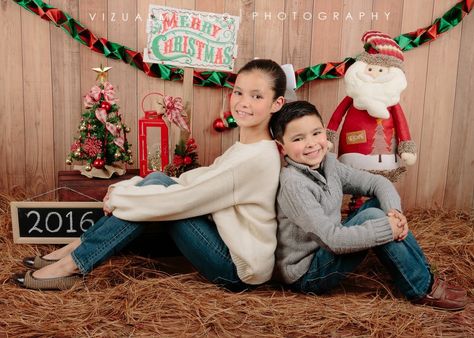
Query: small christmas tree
164 137 199 177
66 66 133 176
371 120 390 163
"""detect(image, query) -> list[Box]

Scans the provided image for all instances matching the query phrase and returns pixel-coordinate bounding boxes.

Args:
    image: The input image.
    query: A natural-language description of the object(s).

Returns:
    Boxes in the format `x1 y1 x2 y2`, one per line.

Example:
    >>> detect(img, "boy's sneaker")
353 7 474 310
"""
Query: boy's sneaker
413 276 468 311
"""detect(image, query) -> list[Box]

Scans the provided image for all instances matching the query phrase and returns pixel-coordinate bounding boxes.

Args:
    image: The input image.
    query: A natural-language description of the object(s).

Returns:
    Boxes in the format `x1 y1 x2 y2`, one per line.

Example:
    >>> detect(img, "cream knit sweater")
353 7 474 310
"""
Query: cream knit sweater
106 140 281 285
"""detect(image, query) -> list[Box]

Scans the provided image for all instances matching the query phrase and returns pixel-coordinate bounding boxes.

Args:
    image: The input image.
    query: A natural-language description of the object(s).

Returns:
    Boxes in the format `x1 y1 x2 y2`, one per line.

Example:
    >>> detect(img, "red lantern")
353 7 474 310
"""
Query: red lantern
139 93 169 177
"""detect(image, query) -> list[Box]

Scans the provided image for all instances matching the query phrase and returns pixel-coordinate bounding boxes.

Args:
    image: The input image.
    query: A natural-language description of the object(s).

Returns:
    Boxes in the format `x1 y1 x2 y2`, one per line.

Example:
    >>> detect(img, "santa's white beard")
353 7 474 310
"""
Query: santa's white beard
344 61 407 119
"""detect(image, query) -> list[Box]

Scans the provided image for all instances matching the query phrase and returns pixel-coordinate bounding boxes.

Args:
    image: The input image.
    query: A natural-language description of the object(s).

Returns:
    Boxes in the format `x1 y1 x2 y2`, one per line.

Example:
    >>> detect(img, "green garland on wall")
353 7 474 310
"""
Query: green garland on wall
13 0 474 89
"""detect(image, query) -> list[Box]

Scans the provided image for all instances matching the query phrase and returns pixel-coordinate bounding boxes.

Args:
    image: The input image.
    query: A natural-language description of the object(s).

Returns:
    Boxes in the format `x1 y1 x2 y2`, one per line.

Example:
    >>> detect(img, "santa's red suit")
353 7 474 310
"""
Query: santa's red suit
326 30 416 181
327 96 413 172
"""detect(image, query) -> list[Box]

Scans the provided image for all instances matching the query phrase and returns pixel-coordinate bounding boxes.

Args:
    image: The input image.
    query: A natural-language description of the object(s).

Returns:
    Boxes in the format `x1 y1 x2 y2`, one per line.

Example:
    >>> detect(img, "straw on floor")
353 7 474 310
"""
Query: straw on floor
0 191 472 337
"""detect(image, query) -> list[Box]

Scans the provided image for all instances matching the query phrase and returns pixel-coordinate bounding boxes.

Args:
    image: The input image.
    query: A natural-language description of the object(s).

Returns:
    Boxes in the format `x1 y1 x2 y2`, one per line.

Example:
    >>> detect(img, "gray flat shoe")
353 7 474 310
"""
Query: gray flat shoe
12 270 82 290
23 256 59 269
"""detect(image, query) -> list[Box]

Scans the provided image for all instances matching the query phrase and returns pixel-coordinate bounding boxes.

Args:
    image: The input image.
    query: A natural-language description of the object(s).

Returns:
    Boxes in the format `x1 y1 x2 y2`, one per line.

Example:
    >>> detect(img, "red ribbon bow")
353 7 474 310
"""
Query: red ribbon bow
163 95 189 132
89 82 117 104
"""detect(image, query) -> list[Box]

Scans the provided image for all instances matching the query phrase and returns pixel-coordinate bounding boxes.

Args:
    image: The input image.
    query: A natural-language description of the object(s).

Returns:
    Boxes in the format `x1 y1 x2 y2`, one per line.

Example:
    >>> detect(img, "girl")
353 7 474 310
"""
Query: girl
13 59 286 291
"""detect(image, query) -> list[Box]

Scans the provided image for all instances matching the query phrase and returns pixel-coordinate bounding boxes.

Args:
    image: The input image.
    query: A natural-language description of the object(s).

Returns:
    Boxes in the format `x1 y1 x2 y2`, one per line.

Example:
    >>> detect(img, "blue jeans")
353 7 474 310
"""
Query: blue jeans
71 172 248 291
290 199 432 300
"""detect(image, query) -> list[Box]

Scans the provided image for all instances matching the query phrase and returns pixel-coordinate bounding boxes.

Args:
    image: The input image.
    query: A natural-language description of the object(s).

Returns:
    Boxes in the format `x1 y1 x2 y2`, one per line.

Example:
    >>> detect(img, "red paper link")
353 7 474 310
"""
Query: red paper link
464 0 474 12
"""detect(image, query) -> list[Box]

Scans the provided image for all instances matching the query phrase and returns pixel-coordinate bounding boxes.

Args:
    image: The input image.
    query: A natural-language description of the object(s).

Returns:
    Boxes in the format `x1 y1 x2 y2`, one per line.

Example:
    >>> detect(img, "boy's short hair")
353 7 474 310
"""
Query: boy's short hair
270 101 323 142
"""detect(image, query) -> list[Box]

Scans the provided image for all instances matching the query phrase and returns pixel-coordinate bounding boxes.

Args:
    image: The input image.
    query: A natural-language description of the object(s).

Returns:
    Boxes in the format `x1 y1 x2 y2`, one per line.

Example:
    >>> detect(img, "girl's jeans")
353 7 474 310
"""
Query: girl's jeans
290 199 432 300
71 172 248 291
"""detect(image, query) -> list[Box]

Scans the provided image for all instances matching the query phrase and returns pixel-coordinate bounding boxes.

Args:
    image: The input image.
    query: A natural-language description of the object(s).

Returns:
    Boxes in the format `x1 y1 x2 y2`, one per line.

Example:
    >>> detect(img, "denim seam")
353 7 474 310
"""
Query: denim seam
185 218 231 262
379 245 429 299
73 220 137 274
303 256 337 286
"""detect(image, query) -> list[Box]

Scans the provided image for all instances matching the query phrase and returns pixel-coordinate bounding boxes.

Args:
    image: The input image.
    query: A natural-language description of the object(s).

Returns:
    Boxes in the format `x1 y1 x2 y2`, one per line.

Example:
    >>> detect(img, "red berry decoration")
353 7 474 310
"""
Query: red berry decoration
100 101 111 111
173 155 183 166
213 118 226 132
93 158 105 169
183 156 192 165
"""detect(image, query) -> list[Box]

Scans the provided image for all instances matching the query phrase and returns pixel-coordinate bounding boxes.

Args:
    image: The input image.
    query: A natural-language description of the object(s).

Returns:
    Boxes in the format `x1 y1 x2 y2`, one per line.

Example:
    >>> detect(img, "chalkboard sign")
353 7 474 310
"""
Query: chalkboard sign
11 201 104 244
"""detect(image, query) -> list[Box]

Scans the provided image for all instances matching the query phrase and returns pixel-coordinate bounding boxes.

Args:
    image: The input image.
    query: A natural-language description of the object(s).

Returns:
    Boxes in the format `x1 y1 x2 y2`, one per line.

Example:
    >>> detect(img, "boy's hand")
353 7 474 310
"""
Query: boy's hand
387 209 409 241
388 215 403 240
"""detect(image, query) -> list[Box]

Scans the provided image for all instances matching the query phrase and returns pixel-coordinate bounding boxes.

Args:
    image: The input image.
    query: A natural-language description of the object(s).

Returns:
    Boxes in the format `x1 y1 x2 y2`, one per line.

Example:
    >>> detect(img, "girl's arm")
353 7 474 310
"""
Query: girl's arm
107 167 236 222
106 141 279 222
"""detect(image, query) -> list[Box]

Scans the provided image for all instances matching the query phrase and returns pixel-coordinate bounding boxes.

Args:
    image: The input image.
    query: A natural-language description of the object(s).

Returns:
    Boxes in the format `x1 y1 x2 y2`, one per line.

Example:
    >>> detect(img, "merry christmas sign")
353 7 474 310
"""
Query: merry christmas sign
144 5 240 71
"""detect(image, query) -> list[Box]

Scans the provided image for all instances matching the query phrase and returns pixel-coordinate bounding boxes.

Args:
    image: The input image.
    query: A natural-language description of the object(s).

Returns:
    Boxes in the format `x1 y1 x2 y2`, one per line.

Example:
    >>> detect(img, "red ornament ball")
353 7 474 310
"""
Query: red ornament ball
213 118 227 132
93 158 105 169
100 101 112 111
183 156 192 165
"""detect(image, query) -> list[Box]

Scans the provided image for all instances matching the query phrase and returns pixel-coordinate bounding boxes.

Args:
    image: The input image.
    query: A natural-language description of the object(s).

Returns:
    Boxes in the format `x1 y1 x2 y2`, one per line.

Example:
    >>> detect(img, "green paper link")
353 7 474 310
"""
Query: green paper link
195 71 235 89
13 0 184 82
394 1 468 51
295 58 355 89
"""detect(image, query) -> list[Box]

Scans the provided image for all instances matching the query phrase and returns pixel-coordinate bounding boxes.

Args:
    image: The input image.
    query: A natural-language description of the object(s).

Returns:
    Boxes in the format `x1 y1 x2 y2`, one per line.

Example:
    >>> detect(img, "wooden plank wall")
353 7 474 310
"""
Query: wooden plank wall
1 0 473 211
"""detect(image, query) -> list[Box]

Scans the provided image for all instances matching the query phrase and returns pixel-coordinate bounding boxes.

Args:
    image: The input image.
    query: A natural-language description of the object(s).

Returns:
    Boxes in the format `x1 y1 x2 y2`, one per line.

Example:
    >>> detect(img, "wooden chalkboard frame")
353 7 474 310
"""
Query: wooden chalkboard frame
11 201 103 244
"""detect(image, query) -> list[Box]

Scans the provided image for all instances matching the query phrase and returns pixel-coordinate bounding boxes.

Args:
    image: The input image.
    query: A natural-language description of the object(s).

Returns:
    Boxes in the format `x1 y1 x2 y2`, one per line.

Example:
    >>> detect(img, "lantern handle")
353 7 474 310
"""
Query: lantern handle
141 92 165 114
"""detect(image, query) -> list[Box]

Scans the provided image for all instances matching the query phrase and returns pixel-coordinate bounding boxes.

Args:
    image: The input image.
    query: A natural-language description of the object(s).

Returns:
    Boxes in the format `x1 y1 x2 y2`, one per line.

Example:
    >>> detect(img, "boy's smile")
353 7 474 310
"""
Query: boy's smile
280 115 328 169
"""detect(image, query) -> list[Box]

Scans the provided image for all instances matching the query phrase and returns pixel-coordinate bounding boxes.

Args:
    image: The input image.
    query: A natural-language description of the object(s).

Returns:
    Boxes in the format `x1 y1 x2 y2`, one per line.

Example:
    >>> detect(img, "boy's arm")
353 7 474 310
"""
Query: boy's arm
277 177 394 254
337 161 402 212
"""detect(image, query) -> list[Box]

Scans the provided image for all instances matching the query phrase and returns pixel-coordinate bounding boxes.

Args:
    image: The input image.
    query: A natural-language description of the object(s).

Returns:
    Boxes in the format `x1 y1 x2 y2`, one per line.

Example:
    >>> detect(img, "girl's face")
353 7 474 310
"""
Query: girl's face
230 70 284 130
280 115 328 169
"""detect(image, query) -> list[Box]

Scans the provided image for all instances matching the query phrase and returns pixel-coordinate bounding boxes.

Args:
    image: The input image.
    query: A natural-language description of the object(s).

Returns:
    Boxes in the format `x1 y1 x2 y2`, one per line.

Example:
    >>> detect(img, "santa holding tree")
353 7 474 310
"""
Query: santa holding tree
327 31 416 182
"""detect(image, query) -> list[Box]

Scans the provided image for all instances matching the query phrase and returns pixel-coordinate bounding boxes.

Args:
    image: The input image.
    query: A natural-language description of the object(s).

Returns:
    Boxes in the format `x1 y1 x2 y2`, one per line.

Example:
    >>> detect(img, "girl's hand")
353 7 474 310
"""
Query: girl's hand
103 186 115 215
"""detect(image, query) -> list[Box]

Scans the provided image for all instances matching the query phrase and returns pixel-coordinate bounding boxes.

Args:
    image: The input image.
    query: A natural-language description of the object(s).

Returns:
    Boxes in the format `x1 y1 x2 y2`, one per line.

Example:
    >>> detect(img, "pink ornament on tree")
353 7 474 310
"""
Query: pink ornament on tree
83 136 103 157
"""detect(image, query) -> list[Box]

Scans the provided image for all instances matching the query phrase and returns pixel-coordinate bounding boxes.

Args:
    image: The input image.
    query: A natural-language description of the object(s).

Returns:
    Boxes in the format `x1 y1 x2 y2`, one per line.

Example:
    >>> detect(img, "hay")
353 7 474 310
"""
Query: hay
0 191 472 337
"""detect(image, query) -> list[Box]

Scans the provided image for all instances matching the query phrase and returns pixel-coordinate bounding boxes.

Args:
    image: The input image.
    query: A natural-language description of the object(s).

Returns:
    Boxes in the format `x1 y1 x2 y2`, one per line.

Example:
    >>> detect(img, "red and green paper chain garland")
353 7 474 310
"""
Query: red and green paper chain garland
13 0 473 89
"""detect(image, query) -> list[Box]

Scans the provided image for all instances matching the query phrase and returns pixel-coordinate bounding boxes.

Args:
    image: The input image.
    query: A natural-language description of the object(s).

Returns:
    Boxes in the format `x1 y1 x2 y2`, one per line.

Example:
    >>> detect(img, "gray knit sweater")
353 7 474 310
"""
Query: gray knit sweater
273 153 401 284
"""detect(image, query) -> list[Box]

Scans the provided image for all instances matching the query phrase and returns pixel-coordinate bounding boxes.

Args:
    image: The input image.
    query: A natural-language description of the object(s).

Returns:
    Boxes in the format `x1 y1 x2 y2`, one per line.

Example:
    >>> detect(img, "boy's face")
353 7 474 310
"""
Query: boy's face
279 114 328 169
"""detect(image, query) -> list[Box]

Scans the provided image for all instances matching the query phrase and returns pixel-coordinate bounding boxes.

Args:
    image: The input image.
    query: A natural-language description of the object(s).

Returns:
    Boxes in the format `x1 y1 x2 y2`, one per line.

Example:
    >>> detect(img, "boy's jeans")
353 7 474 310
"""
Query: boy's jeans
71 172 247 291
290 199 432 300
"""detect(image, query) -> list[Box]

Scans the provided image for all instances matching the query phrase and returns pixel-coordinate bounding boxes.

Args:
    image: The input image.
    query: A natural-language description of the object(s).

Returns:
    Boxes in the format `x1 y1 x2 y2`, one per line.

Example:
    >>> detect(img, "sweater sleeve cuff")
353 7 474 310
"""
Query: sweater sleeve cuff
370 217 394 245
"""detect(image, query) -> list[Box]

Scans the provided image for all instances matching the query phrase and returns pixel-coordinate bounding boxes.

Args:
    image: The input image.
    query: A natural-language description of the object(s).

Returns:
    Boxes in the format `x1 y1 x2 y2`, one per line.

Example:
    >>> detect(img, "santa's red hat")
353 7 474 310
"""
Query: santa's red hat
357 30 404 69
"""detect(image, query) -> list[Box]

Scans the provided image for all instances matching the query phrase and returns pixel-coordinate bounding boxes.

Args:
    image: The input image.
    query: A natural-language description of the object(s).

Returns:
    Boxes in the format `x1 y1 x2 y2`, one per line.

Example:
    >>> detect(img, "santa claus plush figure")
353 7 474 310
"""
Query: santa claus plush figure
327 31 416 182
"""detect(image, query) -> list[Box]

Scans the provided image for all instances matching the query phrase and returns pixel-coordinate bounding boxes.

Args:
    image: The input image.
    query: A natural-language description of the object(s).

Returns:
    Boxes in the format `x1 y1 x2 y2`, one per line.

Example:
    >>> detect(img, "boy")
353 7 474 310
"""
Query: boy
269 101 467 311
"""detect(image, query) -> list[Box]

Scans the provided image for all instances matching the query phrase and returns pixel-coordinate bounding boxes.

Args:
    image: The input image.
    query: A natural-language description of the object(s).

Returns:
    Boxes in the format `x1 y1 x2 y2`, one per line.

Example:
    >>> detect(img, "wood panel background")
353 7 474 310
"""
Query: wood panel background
0 0 473 211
